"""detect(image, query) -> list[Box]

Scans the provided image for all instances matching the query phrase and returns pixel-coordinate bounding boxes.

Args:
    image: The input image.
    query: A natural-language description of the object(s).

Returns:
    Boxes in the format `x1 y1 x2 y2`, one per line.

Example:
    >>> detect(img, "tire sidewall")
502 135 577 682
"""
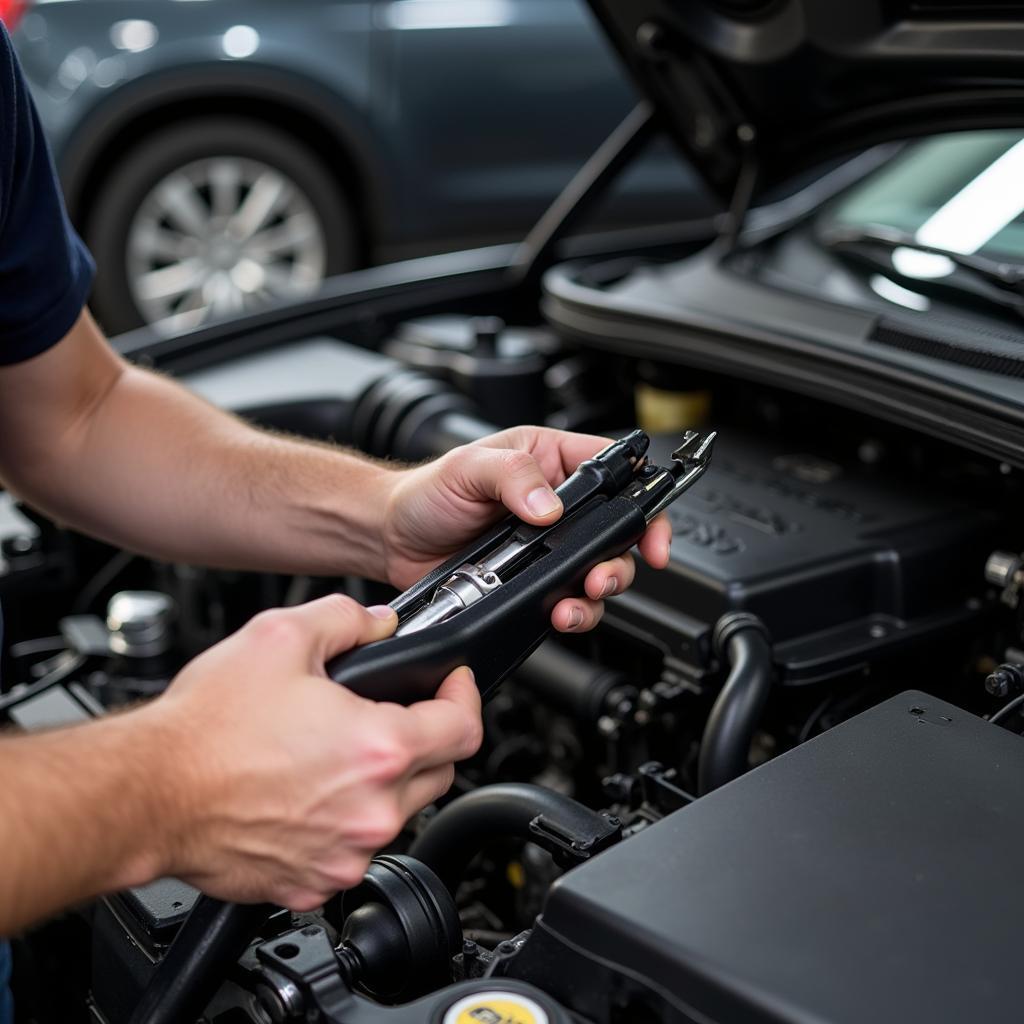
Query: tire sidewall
85 117 358 334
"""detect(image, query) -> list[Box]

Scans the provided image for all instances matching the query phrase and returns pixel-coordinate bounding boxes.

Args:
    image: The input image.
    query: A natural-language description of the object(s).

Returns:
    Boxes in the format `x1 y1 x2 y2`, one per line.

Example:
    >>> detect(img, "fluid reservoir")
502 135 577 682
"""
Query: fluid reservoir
635 361 711 434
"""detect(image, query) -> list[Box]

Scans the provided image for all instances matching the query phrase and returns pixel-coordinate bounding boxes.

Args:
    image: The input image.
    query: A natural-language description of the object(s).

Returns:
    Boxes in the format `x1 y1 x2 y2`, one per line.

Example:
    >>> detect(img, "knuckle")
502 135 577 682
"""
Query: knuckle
352 806 405 848
280 889 326 913
323 854 369 892
443 445 474 474
247 608 280 633
507 425 543 444
501 449 538 479
320 592 362 624
360 734 413 781
333 864 368 892
322 592 358 615
247 609 300 646
434 765 457 800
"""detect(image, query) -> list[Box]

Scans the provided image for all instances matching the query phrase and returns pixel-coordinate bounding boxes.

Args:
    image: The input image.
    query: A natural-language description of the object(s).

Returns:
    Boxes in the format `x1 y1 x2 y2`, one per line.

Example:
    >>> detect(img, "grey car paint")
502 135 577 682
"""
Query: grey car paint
13 0 705 262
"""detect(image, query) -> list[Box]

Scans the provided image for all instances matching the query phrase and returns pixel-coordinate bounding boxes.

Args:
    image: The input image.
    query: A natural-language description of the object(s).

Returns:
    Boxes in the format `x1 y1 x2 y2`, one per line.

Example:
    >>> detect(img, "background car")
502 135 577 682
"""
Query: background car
7 0 707 335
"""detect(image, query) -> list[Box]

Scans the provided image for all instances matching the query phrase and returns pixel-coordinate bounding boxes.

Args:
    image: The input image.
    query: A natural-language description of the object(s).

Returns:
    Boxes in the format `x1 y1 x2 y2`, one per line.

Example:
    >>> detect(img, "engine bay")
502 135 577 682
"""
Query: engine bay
4 309 1024 1024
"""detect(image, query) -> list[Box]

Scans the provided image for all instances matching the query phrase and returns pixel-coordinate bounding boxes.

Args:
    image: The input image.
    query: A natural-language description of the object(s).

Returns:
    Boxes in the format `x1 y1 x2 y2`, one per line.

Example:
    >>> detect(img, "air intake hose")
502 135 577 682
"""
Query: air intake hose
698 612 773 795
409 783 618 893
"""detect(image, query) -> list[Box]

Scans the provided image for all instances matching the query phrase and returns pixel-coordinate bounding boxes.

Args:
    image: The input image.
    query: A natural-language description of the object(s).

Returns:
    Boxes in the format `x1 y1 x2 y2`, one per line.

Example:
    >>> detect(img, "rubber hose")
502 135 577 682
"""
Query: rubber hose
408 783 609 893
698 613 773 796
514 641 633 722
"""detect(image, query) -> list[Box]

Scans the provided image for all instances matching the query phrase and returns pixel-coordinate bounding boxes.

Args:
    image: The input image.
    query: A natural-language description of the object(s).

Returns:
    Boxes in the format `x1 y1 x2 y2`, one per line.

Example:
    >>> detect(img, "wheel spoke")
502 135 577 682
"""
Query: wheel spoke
246 213 318 259
136 259 207 303
178 283 209 315
206 272 245 315
229 170 290 241
208 159 242 221
131 223 194 263
154 176 210 236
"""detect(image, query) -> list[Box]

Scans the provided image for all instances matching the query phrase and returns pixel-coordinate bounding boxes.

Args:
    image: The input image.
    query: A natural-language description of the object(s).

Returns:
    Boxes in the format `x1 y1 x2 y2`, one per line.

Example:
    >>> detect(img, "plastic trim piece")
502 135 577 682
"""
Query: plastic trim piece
870 320 1024 379
542 263 1024 469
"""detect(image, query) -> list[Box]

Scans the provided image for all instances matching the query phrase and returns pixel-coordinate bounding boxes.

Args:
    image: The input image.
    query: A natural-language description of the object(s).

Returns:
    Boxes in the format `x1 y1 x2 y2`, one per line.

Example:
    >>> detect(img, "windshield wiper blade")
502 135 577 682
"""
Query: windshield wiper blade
818 223 1024 315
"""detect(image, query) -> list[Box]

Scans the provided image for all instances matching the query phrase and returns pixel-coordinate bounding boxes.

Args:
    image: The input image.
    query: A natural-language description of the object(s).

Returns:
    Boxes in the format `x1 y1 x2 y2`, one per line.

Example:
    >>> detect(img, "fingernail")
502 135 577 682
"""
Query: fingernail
526 486 561 518
567 607 583 629
601 578 618 598
366 605 396 620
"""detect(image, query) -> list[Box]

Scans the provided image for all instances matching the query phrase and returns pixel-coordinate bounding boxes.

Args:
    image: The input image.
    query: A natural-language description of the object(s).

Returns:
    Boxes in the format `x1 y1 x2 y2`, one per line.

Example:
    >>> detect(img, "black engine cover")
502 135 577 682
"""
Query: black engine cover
607 432 993 682
506 692 1024 1024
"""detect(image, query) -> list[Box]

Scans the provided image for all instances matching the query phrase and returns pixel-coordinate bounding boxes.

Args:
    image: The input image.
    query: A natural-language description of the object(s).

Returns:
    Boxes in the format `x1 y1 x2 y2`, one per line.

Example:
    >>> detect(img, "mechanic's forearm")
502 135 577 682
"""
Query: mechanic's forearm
52 366 396 574
0 709 176 935
4 354 400 578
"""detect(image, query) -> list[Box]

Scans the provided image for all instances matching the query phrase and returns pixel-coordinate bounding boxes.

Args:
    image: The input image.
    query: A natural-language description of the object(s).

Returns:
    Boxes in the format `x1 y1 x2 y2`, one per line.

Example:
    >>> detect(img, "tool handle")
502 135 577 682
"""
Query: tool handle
387 435 646 620
328 496 647 705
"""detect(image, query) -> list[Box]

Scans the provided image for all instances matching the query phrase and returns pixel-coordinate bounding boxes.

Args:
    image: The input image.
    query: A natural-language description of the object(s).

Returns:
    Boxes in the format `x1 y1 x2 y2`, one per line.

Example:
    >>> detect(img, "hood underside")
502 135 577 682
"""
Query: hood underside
586 0 1024 203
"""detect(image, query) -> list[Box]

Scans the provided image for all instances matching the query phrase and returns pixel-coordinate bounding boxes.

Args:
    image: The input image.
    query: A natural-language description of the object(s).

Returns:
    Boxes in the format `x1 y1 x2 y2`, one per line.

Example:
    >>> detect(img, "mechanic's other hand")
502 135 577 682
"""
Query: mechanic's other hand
144 596 482 910
382 426 673 633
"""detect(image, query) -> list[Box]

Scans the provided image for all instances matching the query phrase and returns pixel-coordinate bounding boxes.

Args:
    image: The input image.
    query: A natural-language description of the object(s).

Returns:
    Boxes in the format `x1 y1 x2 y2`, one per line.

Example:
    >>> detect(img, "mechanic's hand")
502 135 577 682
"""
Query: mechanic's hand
382 426 673 633
144 595 482 910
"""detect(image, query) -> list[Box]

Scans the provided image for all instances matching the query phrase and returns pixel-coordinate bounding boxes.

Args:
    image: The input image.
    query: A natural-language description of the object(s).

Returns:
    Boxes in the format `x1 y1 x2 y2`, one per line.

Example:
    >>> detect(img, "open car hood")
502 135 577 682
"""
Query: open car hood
586 0 1024 205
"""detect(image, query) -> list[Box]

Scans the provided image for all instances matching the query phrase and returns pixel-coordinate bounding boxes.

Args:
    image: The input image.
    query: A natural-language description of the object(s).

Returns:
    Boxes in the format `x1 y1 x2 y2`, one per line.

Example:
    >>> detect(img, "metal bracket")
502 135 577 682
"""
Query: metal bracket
255 926 354 1023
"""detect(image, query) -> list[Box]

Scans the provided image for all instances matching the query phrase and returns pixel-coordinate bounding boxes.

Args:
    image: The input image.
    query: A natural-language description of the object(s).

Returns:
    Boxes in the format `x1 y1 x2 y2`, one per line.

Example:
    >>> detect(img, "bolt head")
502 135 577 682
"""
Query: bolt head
254 986 288 1024
987 673 1011 698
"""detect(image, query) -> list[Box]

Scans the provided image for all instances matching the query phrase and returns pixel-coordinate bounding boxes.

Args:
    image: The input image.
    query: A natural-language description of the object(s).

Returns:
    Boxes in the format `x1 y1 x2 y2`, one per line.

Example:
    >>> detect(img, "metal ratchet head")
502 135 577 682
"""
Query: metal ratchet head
672 428 717 470
664 429 717 510
624 429 717 523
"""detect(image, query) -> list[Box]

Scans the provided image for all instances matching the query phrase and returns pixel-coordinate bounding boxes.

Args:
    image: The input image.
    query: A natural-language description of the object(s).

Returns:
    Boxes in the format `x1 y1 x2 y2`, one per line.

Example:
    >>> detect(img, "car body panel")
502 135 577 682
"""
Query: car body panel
16 2 384 229
373 0 699 248
14 0 707 261
541 248 1024 469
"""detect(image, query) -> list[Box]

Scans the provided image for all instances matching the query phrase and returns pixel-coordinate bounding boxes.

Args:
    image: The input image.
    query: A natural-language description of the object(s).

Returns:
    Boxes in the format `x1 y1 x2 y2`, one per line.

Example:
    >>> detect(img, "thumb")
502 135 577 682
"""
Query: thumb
277 594 398 665
434 665 483 719
454 446 563 525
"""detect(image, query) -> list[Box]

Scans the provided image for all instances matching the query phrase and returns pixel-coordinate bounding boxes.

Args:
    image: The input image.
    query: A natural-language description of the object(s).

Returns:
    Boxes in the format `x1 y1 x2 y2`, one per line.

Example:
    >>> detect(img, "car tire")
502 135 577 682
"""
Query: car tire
85 117 360 335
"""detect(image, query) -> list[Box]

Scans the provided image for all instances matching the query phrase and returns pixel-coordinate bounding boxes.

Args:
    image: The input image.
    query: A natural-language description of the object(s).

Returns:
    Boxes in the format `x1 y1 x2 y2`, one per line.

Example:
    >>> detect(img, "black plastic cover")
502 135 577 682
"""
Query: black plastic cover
510 691 1024 1024
606 432 992 683
586 0 1024 202
91 880 200 1024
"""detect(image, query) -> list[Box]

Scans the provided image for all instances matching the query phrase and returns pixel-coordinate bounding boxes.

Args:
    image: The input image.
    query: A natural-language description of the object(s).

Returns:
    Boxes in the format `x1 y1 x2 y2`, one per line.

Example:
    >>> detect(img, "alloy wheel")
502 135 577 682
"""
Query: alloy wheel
126 156 328 333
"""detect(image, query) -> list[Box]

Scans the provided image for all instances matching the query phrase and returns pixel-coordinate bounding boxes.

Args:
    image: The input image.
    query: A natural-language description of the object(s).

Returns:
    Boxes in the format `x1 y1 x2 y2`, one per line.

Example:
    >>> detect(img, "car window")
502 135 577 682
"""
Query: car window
822 130 1024 262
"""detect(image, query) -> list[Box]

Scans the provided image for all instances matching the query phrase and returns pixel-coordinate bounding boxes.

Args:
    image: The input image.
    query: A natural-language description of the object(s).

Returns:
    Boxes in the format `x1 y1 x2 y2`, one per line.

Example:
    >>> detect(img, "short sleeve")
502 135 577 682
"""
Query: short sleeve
0 24 95 366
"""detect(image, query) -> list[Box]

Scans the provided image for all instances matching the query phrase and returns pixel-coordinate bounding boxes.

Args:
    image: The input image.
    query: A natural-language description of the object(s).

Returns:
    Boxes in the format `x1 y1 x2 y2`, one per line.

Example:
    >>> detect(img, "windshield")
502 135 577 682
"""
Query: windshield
822 130 1024 264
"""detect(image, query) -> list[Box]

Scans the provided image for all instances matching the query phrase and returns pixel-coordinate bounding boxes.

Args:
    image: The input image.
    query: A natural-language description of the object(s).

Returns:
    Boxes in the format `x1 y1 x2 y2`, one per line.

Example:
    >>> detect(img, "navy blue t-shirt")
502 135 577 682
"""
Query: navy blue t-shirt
0 23 94 365
0 28 92 1008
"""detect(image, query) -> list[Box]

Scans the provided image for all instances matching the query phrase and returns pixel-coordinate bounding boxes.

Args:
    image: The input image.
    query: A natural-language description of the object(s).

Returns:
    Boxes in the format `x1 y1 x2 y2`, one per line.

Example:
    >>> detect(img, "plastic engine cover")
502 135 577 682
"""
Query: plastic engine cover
606 433 993 682
506 692 1024 1024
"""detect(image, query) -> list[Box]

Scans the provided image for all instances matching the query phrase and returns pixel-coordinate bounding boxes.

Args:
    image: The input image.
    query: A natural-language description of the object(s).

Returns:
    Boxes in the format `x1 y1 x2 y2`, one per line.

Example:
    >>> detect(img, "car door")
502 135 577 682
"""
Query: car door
370 0 648 256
